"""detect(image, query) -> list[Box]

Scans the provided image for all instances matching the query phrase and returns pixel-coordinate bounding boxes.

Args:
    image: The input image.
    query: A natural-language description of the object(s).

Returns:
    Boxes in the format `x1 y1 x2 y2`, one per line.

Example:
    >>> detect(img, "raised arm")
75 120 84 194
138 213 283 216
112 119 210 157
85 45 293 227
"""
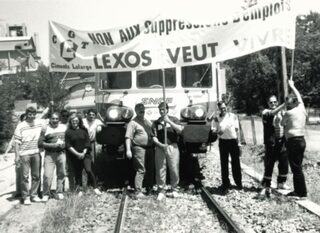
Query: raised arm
288 79 303 105
268 103 286 116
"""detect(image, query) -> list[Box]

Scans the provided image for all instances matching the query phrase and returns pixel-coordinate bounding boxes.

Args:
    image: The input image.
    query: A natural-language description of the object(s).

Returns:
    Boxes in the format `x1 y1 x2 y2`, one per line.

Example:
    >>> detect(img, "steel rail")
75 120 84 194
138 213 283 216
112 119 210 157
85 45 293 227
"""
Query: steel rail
200 185 245 233
114 187 128 233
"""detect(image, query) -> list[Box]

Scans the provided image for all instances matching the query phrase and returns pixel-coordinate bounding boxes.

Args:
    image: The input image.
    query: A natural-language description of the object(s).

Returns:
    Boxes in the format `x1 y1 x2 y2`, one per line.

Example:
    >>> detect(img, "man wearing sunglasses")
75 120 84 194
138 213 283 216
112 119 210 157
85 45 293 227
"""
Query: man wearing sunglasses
259 95 287 197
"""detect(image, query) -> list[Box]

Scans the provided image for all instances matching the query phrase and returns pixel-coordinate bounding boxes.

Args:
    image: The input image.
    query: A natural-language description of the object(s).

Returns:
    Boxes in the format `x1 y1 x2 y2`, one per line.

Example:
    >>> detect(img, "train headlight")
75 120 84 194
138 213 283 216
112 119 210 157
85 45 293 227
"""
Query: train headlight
108 108 119 120
105 106 133 122
180 105 207 121
194 108 205 118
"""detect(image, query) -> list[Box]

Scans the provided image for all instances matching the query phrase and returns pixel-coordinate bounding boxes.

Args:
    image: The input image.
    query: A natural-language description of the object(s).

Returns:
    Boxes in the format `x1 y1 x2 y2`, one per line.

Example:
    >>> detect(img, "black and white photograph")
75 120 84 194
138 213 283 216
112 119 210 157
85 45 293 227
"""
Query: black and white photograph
0 0 320 232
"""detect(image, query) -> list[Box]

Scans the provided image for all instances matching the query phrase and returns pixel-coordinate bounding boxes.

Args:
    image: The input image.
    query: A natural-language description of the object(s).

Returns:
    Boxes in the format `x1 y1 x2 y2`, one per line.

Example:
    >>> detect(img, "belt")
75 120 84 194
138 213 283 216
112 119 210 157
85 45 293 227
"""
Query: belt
133 144 153 149
287 136 304 140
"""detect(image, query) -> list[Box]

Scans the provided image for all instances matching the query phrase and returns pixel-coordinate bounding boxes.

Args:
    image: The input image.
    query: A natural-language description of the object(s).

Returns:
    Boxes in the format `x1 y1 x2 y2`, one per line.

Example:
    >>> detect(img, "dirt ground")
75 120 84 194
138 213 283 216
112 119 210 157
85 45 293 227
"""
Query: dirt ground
0 199 58 233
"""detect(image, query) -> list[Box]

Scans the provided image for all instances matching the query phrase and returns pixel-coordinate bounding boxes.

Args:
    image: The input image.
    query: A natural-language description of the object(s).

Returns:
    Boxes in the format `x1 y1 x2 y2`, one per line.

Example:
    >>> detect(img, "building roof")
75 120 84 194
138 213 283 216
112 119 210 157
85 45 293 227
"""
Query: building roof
0 36 36 52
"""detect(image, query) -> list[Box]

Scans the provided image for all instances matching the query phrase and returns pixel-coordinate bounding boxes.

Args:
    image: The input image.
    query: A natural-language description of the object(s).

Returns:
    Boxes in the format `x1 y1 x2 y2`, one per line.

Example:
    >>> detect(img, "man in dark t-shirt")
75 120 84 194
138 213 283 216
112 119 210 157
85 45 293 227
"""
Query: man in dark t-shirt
260 95 288 197
152 102 183 201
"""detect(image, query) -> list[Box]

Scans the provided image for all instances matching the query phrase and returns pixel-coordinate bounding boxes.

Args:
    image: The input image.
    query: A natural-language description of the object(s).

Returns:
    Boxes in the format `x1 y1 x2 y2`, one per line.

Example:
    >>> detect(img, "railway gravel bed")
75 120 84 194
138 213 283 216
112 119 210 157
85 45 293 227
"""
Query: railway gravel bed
68 191 123 233
201 147 320 233
241 145 320 205
121 192 229 233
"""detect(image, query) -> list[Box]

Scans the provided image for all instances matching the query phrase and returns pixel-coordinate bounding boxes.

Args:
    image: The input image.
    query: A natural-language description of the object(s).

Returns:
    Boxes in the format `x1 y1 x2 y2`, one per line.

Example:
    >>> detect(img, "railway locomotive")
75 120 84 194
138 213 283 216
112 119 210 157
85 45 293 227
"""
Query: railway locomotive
64 62 225 186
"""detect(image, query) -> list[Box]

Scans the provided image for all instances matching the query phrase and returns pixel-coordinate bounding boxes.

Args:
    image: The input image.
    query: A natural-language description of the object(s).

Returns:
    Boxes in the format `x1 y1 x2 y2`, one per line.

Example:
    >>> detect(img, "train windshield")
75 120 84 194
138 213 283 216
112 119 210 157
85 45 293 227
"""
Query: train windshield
100 72 132 89
137 68 176 89
181 64 212 88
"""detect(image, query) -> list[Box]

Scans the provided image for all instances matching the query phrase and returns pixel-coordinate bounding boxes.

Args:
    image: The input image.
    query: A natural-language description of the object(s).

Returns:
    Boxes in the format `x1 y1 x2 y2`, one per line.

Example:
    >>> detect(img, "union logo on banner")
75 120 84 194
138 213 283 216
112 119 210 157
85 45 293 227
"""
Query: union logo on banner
60 39 78 62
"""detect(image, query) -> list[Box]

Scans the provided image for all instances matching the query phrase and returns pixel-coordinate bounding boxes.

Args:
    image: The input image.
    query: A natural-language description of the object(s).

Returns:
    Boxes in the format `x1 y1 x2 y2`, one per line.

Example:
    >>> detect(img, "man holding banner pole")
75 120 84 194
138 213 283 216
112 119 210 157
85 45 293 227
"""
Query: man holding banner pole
152 102 182 201
281 78 308 199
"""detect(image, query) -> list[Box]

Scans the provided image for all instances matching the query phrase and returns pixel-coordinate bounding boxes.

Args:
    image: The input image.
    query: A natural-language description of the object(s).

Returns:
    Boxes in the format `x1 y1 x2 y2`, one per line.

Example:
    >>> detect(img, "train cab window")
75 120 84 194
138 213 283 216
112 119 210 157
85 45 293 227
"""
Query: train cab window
182 64 212 88
100 72 131 90
137 68 176 88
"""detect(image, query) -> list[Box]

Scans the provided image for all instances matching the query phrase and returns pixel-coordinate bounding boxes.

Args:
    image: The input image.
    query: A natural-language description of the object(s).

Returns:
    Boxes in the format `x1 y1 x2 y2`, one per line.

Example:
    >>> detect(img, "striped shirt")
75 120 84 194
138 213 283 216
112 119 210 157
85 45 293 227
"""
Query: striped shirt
14 119 47 156
44 123 67 143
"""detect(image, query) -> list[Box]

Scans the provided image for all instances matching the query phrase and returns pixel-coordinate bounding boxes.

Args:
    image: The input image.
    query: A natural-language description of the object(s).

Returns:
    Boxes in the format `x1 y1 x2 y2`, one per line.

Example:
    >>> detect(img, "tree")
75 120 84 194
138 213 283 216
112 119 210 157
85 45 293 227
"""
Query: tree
226 11 320 114
225 48 279 114
24 64 68 110
0 64 68 151
0 70 16 152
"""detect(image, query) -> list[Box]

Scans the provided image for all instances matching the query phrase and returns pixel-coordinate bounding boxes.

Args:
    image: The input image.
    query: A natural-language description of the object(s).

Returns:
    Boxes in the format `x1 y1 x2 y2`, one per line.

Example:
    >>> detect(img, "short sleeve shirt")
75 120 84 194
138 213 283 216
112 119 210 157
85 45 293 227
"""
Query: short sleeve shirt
282 103 307 138
151 116 180 144
83 118 104 142
216 112 239 140
125 117 152 147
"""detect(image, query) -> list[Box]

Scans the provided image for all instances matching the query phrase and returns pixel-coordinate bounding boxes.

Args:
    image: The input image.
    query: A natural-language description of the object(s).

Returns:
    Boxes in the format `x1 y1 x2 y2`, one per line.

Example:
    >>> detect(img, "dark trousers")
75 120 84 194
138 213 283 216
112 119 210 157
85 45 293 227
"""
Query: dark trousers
70 156 97 190
262 137 288 187
183 153 202 183
286 137 307 197
219 139 242 187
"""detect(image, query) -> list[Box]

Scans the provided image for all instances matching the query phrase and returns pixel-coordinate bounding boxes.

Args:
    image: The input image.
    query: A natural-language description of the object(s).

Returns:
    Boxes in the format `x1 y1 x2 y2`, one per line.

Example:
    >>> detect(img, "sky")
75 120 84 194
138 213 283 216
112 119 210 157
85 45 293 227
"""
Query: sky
0 0 319 65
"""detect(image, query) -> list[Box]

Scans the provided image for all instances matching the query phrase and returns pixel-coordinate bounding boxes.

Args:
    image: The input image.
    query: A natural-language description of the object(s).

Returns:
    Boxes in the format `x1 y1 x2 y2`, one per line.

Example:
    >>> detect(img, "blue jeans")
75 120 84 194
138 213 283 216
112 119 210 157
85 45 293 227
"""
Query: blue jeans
21 153 41 199
286 137 307 197
43 151 66 195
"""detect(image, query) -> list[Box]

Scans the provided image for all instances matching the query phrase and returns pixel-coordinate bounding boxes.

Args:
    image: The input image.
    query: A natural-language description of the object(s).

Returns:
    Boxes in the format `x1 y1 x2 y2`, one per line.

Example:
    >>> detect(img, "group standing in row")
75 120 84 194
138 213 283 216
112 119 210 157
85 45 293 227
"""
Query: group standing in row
14 108 102 205
13 79 308 204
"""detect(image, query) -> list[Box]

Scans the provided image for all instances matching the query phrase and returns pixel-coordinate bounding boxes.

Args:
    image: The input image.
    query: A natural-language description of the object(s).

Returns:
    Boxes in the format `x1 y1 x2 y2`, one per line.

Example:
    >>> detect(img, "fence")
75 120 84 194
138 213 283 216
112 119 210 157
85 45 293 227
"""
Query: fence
238 115 320 152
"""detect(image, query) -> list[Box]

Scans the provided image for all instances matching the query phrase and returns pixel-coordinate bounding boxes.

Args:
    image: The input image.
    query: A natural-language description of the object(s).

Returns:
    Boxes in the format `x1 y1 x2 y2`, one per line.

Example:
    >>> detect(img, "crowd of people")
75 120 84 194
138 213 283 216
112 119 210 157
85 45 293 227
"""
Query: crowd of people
14 108 102 205
12 79 308 204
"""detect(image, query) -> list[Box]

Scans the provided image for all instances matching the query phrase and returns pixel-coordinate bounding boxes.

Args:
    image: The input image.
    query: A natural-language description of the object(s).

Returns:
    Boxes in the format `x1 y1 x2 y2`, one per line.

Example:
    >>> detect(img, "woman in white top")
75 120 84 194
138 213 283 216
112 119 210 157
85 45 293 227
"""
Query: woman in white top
83 109 104 162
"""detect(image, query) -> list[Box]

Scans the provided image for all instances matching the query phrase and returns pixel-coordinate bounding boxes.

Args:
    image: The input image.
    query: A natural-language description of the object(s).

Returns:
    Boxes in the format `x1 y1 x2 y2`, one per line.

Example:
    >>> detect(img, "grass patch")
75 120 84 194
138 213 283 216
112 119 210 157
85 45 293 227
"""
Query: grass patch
39 192 96 233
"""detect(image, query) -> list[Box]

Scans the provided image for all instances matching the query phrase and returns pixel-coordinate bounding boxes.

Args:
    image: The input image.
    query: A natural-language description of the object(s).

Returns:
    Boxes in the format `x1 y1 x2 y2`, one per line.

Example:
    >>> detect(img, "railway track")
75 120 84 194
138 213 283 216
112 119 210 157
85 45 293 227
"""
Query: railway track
199 184 246 233
114 187 128 233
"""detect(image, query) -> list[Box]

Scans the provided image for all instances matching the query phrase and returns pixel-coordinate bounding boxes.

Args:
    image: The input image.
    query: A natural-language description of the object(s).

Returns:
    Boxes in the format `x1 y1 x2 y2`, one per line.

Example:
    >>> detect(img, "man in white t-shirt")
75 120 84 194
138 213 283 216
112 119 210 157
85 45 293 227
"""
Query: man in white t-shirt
281 79 308 199
38 112 67 202
213 102 242 194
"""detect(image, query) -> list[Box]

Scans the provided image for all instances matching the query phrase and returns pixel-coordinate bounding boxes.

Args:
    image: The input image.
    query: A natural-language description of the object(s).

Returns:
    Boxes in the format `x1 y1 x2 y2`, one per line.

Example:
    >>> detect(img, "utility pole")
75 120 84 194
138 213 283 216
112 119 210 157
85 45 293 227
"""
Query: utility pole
281 47 288 99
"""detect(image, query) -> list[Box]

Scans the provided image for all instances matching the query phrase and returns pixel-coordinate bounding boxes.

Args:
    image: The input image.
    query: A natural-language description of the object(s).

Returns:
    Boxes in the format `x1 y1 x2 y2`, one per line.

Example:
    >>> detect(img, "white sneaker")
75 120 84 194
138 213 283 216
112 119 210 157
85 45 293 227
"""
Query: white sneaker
172 191 180 198
277 182 289 190
157 192 165 201
42 195 49 202
31 196 42 203
135 192 145 199
24 197 31 205
94 188 102 195
259 188 271 198
57 193 64 200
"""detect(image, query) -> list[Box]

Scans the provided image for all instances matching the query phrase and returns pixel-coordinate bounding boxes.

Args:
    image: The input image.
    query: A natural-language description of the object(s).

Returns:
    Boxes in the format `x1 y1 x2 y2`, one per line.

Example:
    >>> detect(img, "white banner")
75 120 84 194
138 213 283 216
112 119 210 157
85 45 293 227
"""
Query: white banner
49 0 296 72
